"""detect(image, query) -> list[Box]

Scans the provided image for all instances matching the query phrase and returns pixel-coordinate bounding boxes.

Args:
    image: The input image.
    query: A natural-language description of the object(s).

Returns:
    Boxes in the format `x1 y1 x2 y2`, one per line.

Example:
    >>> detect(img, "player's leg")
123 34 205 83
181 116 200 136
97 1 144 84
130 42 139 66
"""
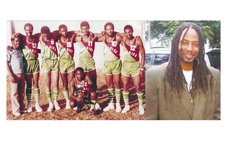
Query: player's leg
121 74 131 113
113 73 122 112
132 74 144 115
25 74 33 112
103 74 115 111
64 71 74 109
33 72 43 112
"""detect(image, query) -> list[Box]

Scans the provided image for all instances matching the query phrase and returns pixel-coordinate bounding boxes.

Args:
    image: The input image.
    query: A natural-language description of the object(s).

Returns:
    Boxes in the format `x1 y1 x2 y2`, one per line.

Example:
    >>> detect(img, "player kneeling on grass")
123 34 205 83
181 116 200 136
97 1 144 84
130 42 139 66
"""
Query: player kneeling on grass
70 67 101 115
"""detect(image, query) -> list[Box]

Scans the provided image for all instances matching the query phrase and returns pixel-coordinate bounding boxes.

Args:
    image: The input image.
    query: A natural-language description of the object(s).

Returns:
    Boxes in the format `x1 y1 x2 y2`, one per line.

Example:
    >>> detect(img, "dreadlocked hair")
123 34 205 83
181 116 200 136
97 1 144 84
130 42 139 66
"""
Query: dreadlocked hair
164 22 213 95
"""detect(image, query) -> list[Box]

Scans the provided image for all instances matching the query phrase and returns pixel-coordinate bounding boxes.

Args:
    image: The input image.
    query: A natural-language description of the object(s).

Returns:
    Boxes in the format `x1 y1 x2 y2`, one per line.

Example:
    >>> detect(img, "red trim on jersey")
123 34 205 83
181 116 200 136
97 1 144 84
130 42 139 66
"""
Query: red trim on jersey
58 38 74 58
23 37 39 58
42 38 58 56
80 37 95 57
124 37 140 61
104 36 120 59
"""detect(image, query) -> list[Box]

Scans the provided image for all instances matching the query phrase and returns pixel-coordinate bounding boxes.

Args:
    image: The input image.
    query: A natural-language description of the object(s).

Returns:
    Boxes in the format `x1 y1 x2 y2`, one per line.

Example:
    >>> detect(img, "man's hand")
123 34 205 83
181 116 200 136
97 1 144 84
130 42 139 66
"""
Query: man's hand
140 68 145 78
10 75 18 83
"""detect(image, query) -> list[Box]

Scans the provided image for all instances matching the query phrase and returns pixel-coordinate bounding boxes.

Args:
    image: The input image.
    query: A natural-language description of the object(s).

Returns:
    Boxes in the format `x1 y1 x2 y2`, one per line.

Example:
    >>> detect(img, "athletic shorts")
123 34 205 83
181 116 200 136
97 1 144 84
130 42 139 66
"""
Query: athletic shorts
78 57 95 72
121 61 140 77
103 59 121 75
41 59 59 72
59 58 75 73
24 59 40 74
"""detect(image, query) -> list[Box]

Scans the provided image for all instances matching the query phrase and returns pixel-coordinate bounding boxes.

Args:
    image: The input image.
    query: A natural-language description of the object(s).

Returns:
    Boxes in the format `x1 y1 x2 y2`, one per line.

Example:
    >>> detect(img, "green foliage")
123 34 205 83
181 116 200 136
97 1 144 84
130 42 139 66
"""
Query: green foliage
149 20 220 49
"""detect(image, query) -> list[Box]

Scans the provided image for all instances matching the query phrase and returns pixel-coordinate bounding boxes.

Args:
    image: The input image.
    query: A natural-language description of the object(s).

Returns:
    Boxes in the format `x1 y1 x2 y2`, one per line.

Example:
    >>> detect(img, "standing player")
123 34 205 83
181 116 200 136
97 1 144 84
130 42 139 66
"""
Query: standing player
39 26 60 111
121 25 145 115
97 22 122 112
56 24 76 110
11 22 43 112
75 21 98 93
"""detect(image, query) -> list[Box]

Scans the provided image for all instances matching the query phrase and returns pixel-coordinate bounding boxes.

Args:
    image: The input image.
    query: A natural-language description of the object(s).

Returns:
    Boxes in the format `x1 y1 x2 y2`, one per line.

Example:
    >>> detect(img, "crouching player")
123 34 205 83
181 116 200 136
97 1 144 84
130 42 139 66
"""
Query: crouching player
70 67 101 115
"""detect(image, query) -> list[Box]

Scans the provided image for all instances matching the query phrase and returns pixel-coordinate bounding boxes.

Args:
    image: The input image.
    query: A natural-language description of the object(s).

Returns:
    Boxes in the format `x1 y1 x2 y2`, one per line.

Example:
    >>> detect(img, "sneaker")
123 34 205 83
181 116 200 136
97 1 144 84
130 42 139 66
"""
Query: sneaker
27 105 32 113
20 109 28 114
121 105 130 113
95 103 101 110
139 105 145 115
47 102 53 112
65 100 71 109
73 106 78 111
13 112 21 116
35 103 43 112
115 103 121 112
54 101 60 110
103 103 114 111
90 103 101 111
90 105 94 111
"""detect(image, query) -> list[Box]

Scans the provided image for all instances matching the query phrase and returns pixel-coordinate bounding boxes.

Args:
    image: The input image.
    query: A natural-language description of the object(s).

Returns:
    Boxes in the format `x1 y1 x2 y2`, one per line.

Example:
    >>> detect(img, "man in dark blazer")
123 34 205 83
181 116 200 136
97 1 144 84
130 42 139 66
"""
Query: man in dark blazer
145 22 220 120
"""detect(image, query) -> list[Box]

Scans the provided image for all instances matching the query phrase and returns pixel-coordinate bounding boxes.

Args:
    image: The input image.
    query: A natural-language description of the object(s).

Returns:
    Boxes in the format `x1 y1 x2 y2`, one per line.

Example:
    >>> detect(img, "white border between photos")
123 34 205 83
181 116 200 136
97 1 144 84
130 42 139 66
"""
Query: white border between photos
0 0 229 142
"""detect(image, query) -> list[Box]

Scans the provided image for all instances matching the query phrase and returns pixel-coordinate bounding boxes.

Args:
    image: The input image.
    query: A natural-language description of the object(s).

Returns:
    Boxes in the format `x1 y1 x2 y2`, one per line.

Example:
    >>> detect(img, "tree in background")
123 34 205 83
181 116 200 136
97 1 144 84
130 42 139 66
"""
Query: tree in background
149 20 220 49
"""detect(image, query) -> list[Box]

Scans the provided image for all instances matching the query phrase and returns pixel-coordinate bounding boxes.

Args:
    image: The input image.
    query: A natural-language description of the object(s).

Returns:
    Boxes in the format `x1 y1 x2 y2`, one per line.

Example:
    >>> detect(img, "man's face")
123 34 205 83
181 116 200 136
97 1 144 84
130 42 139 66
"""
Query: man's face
12 37 20 49
105 25 114 37
76 70 84 81
178 28 199 64
59 27 67 37
41 33 48 40
81 26 90 35
124 28 133 39
25 26 33 37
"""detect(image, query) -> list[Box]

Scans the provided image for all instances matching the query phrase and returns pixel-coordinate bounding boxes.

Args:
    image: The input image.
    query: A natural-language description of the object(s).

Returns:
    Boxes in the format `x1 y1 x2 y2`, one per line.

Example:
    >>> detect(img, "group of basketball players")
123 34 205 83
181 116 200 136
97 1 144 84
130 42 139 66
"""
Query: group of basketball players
7 21 145 117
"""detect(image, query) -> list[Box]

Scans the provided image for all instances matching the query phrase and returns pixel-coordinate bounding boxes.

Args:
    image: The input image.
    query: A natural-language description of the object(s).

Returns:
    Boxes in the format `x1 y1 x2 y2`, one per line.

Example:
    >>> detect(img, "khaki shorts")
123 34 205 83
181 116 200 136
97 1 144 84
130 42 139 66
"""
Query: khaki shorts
59 58 75 73
41 59 59 72
24 59 40 74
121 61 140 77
78 57 95 72
103 59 121 75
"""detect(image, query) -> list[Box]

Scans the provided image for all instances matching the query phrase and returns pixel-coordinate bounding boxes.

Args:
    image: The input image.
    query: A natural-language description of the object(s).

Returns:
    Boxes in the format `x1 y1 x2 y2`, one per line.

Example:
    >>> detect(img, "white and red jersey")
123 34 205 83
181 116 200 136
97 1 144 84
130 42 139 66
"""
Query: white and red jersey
21 35 40 59
42 38 58 57
104 36 120 59
58 38 75 58
123 36 140 61
80 36 95 57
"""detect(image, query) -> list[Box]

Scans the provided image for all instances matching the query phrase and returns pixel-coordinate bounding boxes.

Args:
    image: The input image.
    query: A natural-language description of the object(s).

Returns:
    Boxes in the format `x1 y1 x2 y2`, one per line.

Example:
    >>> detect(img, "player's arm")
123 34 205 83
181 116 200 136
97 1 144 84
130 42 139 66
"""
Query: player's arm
34 33 41 40
74 30 82 43
67 31 77 43
116 33 123 44
51 30 60 42
137 36 145 71
117 32 125 38
121 34 128 46
94 31 106 42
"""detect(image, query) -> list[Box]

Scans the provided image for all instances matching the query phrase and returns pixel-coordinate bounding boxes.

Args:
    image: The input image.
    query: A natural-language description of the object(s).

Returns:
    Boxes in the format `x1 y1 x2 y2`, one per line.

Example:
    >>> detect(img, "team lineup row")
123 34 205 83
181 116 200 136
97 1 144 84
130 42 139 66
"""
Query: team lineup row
7 21 145 117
